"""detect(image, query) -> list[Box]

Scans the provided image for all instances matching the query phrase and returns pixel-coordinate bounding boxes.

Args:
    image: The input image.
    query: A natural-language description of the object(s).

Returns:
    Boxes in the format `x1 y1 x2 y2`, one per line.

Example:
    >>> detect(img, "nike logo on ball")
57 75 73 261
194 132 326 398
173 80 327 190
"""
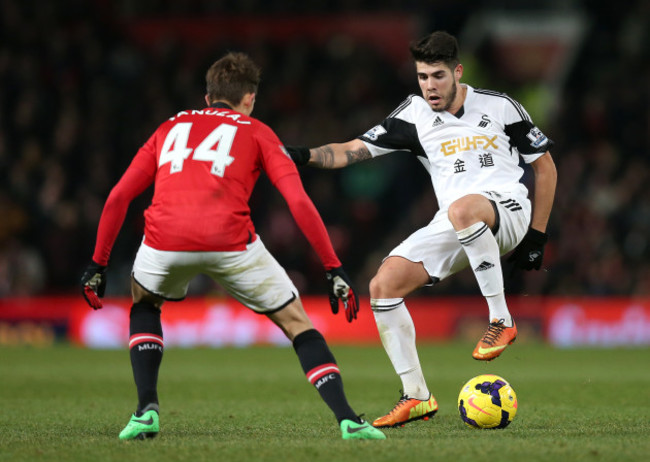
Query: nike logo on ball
468 396 492 415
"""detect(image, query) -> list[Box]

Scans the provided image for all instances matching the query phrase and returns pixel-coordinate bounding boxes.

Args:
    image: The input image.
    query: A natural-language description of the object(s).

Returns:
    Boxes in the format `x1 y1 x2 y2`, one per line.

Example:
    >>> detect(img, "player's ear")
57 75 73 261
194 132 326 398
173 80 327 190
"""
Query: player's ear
204 94 211 106
242 92 255 114
455 64 463 81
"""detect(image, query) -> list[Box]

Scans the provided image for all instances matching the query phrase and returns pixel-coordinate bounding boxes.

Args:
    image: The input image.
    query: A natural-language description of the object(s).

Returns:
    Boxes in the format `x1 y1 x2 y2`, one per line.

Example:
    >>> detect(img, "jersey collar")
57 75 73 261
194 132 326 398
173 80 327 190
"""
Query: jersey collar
451 84 471 118
209 102 233 110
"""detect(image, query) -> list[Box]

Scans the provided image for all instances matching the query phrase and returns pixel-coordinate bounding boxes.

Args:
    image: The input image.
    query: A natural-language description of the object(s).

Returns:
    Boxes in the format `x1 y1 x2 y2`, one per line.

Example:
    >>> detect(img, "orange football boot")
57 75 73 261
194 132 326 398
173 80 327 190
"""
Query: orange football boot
372 392 438 428
472 318 517 361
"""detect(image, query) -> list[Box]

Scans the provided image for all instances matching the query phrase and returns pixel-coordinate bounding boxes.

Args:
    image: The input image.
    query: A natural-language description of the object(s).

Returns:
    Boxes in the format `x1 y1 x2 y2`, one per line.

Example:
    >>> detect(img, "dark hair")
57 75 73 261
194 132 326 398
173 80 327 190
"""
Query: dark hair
206 52 261 105
409 31 460 68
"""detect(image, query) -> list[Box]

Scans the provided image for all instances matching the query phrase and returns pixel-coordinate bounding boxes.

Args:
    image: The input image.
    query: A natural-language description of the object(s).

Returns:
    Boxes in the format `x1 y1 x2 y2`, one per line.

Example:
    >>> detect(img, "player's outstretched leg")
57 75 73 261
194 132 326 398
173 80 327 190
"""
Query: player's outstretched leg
472 318 517 361
269 300 386 440
340 419 387 440
372 391 438 428
119 404 160 440
292 329 386 440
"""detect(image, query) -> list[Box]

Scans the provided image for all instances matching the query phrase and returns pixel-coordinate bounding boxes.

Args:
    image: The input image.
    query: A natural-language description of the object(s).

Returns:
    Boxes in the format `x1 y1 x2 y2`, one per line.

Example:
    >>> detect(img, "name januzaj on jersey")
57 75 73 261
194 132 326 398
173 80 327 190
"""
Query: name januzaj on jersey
169 109 252 125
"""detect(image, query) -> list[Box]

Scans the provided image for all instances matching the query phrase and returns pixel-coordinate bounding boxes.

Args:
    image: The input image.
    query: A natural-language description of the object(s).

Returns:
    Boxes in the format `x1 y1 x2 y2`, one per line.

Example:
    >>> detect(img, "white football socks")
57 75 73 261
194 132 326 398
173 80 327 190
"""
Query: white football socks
371 298 430 400
486 293 512 326
456 222 512 326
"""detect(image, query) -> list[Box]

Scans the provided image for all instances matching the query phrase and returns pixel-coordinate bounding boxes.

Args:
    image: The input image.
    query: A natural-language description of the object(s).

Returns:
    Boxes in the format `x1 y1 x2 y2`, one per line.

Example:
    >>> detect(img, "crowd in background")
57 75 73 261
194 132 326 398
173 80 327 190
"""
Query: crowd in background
1 0 649 298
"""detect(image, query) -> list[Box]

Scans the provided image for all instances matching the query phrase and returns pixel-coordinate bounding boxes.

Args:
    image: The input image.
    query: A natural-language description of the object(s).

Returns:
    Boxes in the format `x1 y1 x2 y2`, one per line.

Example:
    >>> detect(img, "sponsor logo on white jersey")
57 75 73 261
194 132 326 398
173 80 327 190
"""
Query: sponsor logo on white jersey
363 125 387 141
440 135 498 156
526 127 548 148
478 114 492 129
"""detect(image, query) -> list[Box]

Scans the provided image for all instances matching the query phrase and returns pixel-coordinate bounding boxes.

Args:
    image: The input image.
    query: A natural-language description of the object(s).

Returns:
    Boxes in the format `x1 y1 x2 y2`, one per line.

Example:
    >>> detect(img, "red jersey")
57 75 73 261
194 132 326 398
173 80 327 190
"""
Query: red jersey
92 103 340 269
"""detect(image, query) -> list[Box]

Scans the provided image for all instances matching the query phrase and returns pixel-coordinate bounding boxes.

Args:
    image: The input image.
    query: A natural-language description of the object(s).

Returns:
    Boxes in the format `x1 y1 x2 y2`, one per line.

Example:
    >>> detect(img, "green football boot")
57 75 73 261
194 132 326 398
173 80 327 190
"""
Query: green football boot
340 419 386 440
118 409 159 440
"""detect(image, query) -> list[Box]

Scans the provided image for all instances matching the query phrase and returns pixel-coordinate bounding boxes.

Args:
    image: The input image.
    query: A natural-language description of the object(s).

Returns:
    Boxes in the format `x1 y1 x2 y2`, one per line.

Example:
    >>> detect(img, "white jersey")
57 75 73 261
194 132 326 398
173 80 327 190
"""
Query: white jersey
359 84 553 212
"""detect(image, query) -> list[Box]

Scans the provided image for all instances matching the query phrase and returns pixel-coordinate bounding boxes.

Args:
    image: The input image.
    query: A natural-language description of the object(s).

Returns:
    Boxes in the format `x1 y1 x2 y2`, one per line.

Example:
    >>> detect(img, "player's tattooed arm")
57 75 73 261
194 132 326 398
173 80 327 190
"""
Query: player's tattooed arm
344 146 372 165
310 145 337 168
310 140 371 169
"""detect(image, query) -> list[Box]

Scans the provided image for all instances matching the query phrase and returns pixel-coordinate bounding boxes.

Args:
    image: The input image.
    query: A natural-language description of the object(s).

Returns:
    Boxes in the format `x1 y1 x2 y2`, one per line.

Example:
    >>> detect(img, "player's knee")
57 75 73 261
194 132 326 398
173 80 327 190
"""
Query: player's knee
131 277 164 308
369 272 398 299
267 299 313 341
370 258 431 298
448 195 495 230
447 200 474 228
368 273 382 298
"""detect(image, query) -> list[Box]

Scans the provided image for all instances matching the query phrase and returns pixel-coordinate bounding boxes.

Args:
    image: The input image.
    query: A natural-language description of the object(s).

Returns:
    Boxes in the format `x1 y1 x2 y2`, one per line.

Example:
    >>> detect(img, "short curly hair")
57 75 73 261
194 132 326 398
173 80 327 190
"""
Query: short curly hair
409 31 460 69
206 52 261 106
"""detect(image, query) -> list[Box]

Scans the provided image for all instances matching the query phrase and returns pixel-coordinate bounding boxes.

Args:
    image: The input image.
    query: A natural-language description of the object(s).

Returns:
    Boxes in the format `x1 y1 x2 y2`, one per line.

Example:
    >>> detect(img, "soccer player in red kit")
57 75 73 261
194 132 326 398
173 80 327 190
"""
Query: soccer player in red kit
80 52 385 441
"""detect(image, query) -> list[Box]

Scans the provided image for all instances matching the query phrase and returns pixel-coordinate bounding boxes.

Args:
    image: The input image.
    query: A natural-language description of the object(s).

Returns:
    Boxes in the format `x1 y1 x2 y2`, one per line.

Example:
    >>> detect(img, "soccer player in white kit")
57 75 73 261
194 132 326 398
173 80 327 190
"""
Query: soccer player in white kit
287 31 557 428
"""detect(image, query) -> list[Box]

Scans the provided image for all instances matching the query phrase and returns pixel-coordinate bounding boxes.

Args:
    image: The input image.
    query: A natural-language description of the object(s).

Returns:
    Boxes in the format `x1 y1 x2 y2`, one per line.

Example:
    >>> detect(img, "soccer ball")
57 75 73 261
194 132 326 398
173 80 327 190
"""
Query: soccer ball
458 374 517 429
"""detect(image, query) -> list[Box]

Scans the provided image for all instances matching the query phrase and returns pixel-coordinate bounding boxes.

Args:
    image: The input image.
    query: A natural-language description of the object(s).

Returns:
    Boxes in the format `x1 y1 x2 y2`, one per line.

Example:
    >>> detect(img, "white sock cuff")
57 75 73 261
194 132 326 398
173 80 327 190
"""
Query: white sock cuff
370 298 404 312
456 221 489 245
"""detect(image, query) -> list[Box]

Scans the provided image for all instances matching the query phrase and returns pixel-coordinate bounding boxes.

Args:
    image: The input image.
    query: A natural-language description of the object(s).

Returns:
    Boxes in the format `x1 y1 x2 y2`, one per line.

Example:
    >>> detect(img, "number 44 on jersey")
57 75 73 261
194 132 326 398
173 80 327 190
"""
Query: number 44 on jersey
159 122 237 177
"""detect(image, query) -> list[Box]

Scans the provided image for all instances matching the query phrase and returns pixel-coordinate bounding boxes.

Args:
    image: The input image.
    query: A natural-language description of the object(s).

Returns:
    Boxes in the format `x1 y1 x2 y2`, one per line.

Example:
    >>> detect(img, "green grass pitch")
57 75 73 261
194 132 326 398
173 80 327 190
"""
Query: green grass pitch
1 343 649 461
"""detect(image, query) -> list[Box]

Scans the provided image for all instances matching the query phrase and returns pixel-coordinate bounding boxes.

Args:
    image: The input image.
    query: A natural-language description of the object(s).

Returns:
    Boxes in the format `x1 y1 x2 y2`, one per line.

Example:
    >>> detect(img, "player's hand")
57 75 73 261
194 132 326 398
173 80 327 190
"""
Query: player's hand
507 228 548 273
326 266 359 323
285 146 311 166
80 261 107 310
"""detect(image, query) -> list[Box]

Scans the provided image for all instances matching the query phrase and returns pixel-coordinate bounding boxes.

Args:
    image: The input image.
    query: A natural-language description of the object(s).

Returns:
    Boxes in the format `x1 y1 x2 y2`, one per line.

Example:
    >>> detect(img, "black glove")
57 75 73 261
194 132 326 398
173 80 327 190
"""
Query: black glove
285 146 311 166
325 266 359 323
80 261 107 309
507 228 548 272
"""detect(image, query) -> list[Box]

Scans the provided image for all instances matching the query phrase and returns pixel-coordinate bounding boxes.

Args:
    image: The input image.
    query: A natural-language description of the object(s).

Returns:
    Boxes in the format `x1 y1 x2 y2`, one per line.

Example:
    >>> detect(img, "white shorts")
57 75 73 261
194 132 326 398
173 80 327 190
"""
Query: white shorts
132 237 298 313
388 191 531 284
